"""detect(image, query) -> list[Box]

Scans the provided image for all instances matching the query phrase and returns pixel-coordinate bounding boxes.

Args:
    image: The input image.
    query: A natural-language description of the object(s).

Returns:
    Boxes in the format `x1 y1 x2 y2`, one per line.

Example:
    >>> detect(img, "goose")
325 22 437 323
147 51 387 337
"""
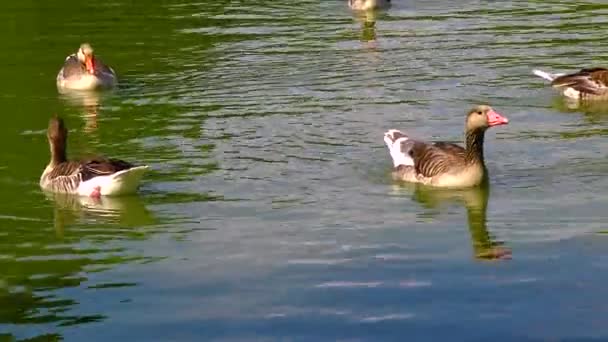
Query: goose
349 0 391 11
56 43 117 91
40 116 148 197
533 68 608 100
383 105 509 188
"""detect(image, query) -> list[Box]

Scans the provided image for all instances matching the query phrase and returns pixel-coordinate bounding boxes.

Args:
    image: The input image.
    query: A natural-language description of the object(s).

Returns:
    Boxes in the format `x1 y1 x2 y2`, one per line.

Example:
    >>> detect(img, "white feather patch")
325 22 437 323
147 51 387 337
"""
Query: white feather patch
563 87 580 99
77 166 149 197
390 137 414 167
384 130 414 168
532 69 556 82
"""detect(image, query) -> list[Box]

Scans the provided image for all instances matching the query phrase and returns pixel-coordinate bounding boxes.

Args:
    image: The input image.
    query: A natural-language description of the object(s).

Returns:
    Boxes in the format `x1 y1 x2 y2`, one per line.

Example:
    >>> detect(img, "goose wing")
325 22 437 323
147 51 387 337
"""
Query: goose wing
551 67 608 95
384 130 465 178
80 157 134 181
406 141 465 178
93 59 116 76
48 157 134 182
60 55 86 79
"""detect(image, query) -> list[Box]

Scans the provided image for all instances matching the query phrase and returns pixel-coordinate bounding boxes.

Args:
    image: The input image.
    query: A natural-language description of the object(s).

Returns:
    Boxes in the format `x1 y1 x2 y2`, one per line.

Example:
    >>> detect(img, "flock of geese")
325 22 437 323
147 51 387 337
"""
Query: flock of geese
41 3 608 198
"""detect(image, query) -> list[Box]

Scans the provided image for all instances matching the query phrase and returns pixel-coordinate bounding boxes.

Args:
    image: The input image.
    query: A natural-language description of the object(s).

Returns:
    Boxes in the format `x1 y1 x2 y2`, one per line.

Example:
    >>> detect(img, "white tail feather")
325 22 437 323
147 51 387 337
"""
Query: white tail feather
383 130 414 167
77 166 149 197
532 69 564 82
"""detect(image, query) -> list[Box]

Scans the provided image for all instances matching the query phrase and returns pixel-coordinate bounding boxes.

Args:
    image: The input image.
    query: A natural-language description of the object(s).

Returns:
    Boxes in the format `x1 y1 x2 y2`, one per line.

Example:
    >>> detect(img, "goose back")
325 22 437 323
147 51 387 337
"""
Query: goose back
41 157 134 194
550 67 608 99
60 55 87 79
388 136 484 188
405 140 467 178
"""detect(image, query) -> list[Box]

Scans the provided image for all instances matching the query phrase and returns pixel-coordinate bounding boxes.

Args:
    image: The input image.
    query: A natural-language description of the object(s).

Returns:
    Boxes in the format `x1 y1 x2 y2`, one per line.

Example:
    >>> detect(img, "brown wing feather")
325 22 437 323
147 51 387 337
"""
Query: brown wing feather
407 141 464 178
48 157 133 182
61 55 86 79
80 157 134 181
551 68 608 95
93 58 115 76
432 142 465 156
46 161 82 179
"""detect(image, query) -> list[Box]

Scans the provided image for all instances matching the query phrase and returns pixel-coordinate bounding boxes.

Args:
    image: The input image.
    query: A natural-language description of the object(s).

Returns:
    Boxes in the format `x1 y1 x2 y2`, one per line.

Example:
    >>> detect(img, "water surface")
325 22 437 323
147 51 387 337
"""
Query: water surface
1 0 608 341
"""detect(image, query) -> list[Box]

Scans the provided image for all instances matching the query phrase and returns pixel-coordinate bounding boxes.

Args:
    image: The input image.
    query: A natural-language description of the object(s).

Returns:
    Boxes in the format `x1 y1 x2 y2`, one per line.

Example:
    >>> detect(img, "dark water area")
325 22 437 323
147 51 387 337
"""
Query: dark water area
1 0 608 341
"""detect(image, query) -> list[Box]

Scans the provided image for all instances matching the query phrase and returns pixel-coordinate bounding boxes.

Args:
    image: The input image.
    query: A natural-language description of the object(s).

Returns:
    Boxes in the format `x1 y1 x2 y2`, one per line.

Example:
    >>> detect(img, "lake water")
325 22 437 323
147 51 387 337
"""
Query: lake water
2 0 608 341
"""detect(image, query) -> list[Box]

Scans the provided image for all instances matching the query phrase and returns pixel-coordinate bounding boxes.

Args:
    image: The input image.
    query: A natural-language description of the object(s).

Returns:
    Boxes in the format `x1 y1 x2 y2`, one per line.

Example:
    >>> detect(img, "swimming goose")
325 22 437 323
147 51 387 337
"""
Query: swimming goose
40 116 148 197
56 43 117 91
383 105 509 188
349 0 390 11
533 68 608 100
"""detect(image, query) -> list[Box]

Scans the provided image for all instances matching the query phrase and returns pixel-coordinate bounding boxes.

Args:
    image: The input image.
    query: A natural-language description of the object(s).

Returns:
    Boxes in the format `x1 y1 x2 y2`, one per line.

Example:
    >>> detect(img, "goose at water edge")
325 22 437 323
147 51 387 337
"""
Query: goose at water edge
56 43 117 91
383 105 509 188
349 0 391 11
533 67 608 100
40 116 148 197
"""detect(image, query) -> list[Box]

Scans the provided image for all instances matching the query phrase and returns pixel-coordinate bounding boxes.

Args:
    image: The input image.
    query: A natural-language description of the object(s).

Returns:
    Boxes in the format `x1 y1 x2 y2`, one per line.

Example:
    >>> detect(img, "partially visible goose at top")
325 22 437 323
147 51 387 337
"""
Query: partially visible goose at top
383 105 509 188
533 67 608 100
56 43 117 91
348 0 391 11
40 116 148 197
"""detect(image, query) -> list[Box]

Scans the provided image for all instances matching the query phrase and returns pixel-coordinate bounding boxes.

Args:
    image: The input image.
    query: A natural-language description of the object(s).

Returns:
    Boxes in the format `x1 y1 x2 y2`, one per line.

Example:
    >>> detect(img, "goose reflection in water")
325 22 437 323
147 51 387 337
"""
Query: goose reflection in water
45 192 157 236
551 96 608 124
356 11 378 45
59 90 102 134
350 3 391 49
398 180 511 261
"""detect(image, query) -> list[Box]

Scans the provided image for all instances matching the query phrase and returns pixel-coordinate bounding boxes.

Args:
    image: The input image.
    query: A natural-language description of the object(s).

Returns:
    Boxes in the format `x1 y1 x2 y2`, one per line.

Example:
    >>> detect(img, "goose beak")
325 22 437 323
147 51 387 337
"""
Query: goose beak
487 109 509 127
84 55 95 74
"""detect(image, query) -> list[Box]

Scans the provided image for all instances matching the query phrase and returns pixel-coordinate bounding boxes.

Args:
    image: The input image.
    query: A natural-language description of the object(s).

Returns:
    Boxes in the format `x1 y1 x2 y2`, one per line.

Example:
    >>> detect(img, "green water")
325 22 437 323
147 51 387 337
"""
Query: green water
2 0 608 341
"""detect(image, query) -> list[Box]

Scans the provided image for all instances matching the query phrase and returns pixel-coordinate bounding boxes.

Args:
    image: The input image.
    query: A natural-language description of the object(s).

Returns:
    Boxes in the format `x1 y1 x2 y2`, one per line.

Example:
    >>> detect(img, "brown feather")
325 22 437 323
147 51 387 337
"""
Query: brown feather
551 68 608 96
46 158 133 183
61 55 87 79
408 142 465 178
60 54 114 79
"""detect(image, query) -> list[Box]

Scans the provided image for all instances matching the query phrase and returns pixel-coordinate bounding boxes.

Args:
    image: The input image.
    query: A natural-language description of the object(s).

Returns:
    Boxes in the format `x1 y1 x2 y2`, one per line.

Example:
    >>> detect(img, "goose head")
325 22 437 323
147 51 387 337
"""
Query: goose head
47 116 68 164
465 105 509 132
76 43 96 74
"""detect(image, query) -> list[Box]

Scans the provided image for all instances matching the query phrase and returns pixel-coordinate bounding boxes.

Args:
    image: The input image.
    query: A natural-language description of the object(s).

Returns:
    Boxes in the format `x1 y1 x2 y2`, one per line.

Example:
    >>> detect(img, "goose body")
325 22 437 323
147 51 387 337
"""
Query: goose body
533 68 608 100
40 117 148 197
383 105 508 188
57 43 117 91
349 0 390 11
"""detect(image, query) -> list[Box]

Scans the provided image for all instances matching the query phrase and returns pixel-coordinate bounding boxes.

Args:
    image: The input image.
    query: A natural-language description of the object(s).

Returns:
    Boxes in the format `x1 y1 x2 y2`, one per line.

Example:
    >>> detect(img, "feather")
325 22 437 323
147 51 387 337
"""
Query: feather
40 117 146 196
534 67 608 99
61 55 87 79
532 69 562 82
408 142 464 178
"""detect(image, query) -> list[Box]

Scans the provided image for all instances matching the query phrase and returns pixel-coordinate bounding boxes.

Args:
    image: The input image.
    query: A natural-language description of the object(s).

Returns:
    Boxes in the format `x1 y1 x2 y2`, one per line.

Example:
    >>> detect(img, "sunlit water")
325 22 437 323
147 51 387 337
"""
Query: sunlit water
1 0 608 341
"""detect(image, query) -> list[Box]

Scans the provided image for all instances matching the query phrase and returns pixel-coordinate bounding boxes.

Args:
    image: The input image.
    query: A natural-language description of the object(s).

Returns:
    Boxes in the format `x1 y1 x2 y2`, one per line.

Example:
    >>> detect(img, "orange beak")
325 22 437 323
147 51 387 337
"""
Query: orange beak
84 55 95 74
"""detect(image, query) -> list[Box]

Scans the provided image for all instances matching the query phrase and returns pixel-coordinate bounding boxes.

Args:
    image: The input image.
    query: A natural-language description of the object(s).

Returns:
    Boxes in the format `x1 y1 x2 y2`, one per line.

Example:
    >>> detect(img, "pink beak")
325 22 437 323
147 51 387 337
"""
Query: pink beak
487 109 509 127
84 55 95 74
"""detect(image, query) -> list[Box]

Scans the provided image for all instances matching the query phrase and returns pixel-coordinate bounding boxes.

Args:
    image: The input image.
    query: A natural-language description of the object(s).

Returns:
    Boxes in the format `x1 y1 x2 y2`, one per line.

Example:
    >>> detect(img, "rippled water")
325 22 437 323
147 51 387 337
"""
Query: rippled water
2 0 608 341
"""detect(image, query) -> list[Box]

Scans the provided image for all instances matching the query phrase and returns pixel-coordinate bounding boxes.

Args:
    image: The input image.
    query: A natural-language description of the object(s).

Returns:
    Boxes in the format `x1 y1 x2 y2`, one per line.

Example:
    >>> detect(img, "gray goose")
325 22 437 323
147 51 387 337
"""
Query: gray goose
40 116 148 197
533 67 608 100
348 0 391 11
56 43 117 91
383 105 509 188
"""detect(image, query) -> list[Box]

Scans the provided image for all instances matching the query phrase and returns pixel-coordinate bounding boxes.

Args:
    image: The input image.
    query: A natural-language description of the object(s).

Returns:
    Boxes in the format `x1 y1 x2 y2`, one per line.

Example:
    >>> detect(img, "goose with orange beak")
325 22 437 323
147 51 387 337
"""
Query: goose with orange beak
383 105 509 188
56 43 117 91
